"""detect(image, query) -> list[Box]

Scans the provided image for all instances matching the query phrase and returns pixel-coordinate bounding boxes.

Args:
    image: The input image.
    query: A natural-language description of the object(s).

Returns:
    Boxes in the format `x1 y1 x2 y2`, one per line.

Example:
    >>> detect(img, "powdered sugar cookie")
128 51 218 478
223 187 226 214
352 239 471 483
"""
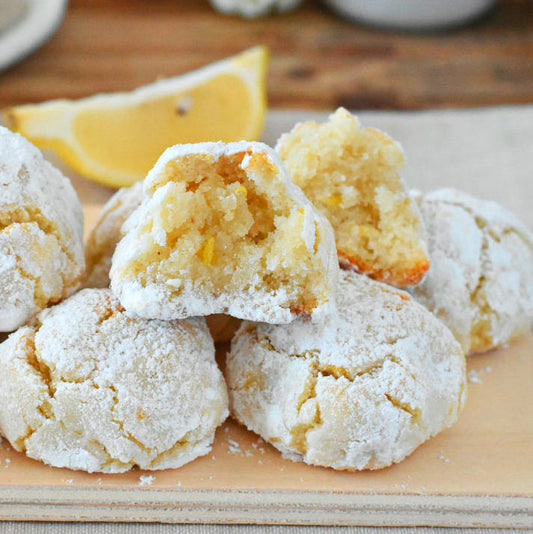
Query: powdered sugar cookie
227 270 465 471
210 0 301 17
276 108 429 287
83 181 240 342
410 188 533 355
84 181 144 289
0 289 228 473
110 141 338 324
0 127 85 332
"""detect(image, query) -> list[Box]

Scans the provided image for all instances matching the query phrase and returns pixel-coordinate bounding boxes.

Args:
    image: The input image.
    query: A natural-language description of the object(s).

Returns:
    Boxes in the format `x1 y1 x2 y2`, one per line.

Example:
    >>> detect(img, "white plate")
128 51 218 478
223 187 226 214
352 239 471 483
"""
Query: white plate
0 0 68 72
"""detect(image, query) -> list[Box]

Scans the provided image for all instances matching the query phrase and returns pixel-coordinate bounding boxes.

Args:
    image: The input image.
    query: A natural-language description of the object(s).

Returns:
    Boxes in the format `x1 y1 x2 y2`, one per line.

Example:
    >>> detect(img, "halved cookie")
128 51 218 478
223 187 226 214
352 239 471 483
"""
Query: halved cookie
227 270 466 471
277 108 429 287
0 289 228 473
410 188 533 355
110 141 338 324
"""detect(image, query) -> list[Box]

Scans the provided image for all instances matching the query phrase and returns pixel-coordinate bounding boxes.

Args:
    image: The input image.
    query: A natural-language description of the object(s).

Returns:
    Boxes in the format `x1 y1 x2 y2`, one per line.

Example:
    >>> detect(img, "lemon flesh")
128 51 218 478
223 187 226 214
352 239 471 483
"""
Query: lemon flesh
3 46 268 188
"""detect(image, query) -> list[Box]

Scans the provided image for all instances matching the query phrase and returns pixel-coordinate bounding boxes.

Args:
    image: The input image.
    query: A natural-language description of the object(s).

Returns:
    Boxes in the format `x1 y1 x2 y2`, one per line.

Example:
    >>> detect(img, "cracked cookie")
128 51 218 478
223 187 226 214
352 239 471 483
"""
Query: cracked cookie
276 108 430 288
226 270 466 471
83 181 240 342
409 188 533 355
110 141 338 324
0 288 228 473
0 127 85 332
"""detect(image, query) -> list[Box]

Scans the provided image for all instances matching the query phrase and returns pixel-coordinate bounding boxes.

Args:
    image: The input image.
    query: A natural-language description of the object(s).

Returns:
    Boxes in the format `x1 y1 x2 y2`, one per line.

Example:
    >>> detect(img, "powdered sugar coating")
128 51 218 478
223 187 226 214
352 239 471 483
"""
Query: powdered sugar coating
0 289 228 473
111 141 338 324
0 127 84 331
84 181 144 289
410 188 533 355
227 270 466 470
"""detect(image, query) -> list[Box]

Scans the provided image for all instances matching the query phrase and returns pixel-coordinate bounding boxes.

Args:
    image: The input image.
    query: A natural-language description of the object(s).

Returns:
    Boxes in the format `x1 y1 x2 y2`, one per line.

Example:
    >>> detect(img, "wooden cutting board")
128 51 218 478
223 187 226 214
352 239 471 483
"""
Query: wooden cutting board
0 336 531 526
0 111 532 527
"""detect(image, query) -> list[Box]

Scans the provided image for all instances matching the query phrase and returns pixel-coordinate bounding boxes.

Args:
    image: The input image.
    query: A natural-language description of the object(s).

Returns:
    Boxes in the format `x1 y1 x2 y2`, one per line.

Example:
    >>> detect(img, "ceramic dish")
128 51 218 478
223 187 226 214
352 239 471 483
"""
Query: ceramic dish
0 0 68 72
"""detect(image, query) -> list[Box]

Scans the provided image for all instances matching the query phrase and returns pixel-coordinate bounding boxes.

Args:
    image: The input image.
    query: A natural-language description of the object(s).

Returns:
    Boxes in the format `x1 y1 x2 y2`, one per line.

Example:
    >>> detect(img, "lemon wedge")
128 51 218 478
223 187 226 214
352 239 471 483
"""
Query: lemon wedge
3 46 268 188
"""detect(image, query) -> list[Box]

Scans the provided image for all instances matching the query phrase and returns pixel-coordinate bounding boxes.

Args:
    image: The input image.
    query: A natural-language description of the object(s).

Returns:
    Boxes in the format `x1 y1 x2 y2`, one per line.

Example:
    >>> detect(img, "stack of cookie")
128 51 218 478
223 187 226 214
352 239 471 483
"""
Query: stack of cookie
1 107 532 474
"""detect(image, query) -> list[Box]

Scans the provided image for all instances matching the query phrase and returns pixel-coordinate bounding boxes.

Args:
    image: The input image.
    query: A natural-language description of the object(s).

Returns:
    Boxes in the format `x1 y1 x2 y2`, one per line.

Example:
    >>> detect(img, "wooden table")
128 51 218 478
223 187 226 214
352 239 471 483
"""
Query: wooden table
0 0 532 111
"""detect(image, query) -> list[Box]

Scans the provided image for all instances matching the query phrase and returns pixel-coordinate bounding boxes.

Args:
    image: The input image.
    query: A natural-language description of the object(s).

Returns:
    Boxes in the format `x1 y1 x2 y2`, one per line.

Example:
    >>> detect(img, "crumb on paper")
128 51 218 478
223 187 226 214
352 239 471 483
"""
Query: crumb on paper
227 438 243 455
139 475 156 487
176 480 182 487
468 366 492 384
251 441 266 454
439 453 451 464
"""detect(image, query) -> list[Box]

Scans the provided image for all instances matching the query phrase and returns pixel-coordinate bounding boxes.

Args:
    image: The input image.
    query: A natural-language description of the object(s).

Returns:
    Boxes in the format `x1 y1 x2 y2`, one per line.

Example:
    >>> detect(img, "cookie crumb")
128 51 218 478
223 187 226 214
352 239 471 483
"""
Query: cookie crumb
228 439 243 455
468 366 492 384
139 475 156 487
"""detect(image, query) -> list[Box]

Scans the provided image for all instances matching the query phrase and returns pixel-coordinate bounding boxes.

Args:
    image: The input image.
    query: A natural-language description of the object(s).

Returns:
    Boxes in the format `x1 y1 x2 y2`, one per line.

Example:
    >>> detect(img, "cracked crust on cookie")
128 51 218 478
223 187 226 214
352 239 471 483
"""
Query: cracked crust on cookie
0 127 85 332
410 188 533 355
84 181 144 289
226 270 466 471
0 289 228 473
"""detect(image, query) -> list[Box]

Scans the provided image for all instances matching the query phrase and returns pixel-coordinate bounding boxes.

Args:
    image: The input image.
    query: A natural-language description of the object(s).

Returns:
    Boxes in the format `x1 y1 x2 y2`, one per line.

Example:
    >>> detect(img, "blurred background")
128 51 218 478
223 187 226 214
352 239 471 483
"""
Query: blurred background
0 0 532 111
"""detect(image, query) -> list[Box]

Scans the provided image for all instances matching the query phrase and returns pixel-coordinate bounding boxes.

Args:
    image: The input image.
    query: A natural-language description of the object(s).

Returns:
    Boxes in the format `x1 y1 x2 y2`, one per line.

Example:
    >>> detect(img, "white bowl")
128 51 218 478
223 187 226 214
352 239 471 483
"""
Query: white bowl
0 0 68 72
323 0 497 30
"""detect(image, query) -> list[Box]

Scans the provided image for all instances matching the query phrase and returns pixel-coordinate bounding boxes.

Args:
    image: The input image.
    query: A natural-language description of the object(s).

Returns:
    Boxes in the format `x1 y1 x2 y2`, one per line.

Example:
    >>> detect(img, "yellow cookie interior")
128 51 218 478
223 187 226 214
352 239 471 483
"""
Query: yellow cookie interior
278 108 429 287
124 150 329 314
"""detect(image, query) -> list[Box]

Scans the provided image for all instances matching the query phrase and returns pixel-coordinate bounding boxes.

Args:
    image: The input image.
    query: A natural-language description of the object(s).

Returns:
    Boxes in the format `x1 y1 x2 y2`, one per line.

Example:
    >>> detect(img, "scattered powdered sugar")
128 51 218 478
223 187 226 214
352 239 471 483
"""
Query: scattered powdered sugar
438 452 451 464
468 366 492 384
110 141 338 325
139 475 156 487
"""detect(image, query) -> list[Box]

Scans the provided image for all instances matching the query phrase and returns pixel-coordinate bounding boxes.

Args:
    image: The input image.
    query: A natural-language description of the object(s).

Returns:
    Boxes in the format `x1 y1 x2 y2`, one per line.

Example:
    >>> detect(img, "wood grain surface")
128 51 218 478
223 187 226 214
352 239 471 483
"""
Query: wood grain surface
0 331 531 526
0 0 532 110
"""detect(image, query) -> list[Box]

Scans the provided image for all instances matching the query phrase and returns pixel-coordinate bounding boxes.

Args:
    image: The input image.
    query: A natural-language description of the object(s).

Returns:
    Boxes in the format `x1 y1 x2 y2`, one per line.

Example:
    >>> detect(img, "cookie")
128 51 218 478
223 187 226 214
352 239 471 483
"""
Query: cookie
84 181 240 342
276 108 429 287
226 270 466 471
0 289 228 473
410 188 533 354
0 127 85 332
84 181 144 289
110 141 338 324
209 0 301 17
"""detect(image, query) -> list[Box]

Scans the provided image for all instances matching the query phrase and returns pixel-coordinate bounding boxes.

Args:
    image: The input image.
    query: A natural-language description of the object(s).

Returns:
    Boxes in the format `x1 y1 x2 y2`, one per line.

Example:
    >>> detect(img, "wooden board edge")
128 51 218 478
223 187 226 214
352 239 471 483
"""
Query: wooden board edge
0 489 531 528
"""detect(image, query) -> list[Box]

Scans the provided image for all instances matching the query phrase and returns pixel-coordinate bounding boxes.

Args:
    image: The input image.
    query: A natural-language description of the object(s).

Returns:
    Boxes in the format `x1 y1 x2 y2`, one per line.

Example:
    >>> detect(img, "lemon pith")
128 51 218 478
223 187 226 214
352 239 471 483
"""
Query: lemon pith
3 46 268 188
